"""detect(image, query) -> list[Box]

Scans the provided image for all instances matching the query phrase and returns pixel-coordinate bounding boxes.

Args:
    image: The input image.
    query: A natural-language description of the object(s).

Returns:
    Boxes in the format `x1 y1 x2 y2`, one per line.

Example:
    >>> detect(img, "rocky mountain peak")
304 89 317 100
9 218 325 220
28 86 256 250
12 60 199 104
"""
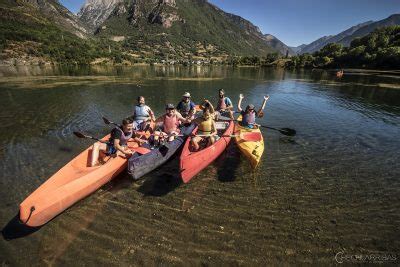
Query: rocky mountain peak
78 0 123 29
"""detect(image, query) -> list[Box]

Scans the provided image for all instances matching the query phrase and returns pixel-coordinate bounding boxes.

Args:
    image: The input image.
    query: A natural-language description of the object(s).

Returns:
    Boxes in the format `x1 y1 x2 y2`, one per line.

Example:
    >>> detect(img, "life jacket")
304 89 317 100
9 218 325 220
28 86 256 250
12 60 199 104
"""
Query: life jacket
179 101 191 116
134 104 150 121
242 111 256 126
163 114 179 134
217 97 227 110
198 117 213 133
112 127 133 146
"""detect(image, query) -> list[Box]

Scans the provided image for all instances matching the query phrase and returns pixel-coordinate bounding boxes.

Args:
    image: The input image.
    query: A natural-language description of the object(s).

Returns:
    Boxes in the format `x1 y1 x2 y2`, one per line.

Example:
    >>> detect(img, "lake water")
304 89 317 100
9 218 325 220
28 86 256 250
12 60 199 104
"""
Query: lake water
0 65 399 265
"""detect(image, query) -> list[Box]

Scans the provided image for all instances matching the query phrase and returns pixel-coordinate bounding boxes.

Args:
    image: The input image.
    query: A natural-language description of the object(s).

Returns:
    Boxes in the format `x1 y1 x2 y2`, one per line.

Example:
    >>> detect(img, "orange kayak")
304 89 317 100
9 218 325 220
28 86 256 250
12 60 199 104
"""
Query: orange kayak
19 131 151 227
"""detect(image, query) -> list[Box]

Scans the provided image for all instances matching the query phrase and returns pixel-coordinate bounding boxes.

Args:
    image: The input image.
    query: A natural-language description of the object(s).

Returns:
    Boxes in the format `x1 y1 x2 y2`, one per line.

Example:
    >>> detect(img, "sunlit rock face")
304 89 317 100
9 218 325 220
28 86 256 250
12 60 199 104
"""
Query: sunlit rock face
78 0 124 29
78 0 179 30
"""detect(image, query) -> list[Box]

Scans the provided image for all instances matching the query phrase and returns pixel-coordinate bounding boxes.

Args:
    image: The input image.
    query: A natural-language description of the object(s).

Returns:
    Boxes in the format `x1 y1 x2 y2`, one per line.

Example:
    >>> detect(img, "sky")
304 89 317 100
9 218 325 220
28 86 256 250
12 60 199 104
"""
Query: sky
61 0 400 47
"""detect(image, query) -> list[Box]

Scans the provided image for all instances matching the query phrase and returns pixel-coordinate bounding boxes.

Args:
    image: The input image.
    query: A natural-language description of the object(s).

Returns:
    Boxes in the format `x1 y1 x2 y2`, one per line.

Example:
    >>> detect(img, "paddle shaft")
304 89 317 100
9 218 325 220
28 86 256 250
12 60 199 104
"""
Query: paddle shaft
217 118 295 136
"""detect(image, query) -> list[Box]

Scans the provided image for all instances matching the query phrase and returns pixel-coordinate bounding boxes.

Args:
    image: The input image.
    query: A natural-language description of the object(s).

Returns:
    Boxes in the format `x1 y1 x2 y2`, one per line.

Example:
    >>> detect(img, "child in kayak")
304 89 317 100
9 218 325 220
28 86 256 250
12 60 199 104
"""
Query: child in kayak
237 94 269 128
131 96 155 131
215 89 234 120
177 92 196 119
191 102 217 151
153 104 191 143
90 118 147 166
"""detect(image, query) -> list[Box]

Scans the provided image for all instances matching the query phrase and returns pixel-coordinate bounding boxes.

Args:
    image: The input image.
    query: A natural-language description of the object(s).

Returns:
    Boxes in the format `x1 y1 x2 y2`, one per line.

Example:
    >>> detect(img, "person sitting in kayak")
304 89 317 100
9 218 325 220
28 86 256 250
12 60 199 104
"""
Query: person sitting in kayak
176 92 196 119
131 96 155 131
90 118 147 166
191 103 217 151
153 104 191 143
215 89 234 120
237 94 269 128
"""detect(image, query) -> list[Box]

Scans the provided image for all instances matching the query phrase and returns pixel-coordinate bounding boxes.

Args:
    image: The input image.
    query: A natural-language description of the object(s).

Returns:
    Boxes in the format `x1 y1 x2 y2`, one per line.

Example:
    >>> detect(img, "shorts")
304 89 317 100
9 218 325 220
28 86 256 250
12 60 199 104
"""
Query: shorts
106 144 117 155
106 144 127 155
240 123 255 129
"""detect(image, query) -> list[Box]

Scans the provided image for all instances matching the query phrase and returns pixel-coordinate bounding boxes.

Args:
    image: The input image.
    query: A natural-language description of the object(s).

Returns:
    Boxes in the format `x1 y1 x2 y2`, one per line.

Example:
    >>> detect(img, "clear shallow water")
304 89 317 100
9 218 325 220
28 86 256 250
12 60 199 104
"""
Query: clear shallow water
0 65 399 265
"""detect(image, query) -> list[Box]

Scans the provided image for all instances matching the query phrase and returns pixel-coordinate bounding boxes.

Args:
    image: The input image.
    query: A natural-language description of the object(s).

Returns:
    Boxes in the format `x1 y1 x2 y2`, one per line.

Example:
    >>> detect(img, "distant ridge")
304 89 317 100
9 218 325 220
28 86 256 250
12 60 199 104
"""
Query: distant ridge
298 14 400 54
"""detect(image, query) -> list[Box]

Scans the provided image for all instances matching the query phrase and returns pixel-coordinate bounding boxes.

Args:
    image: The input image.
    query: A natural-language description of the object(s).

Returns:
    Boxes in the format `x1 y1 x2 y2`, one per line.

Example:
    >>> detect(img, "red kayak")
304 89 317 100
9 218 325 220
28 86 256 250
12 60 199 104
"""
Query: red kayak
180 121 234 183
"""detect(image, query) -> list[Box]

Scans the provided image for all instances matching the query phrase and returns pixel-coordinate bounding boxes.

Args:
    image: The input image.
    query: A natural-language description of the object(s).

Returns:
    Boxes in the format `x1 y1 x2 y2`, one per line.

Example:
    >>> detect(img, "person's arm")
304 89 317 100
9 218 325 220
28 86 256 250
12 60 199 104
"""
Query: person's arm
114 139 132 155
177 112 190 124
188 102 196 117
154 115 164 124
237 94 244 112
148 107 156 121
204 99 215 114
225 97 233 110
257 95 269 116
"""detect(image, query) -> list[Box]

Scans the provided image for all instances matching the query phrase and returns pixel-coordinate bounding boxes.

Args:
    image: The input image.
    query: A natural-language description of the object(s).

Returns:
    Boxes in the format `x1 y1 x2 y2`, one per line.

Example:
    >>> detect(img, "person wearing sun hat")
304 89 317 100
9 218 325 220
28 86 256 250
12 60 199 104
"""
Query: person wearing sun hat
176 92 196 119
237 94 270 128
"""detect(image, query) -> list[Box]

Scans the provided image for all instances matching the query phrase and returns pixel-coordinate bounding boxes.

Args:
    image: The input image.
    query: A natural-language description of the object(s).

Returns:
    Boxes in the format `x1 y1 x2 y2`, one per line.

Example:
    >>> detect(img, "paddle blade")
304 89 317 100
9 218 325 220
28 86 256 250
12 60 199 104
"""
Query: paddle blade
102 116 111 125
280 128 296 136
73 132 87 139
240 132 262 141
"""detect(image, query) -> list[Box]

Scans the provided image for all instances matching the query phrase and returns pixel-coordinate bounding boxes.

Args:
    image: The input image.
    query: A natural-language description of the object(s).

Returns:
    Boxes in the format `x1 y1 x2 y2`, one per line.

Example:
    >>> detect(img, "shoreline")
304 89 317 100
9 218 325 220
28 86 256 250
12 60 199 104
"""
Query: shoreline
0 61 399 76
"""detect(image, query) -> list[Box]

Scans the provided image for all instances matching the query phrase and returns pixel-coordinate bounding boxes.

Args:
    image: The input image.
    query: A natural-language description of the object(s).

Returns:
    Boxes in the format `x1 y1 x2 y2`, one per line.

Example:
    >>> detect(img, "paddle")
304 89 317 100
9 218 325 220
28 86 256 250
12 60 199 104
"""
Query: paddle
217 117 296 137
73 132 107 143
102 116 120 127
73 131 151 155
257 125 296 137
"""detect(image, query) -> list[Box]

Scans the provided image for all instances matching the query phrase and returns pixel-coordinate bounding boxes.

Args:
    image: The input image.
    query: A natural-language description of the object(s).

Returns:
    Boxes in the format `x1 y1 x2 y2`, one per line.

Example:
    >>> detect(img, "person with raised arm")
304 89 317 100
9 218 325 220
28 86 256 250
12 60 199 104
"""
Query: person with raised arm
237 94 269 128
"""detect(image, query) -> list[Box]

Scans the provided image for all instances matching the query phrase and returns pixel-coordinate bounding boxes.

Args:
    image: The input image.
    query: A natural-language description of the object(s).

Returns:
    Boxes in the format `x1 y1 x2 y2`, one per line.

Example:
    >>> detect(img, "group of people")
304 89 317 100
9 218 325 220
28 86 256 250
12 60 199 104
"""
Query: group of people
90 89 269 166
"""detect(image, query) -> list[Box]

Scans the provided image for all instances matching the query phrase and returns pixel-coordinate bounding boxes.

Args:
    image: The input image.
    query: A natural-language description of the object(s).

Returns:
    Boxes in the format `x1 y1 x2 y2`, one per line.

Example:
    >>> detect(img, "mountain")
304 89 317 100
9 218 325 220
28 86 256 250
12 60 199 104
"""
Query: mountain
298 35 333 54
1 0 87 38
299 14 400 54
261 34 294 55
77 0 123 31
77 0 278 57
299 21 373 54
339 14 400 46
0 0 97 64
289 44 306 54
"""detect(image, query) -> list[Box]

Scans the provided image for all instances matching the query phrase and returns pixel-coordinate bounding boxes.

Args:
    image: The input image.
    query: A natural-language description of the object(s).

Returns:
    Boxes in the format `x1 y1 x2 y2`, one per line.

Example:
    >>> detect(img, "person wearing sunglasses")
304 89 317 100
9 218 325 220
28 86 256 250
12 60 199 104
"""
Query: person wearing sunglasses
176 92 196 119
237 94 269 128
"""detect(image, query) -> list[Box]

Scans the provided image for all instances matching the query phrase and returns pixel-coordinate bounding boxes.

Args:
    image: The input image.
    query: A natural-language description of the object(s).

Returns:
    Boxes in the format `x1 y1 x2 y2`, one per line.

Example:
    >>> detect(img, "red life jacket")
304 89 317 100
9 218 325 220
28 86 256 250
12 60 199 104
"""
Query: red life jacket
217 97 227 110
163 114 179 134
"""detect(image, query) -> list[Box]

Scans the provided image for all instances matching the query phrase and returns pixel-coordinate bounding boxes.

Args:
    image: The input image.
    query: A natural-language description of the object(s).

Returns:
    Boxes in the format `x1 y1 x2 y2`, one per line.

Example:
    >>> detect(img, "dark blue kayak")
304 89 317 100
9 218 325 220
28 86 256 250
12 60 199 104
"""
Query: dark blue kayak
128 123 195 180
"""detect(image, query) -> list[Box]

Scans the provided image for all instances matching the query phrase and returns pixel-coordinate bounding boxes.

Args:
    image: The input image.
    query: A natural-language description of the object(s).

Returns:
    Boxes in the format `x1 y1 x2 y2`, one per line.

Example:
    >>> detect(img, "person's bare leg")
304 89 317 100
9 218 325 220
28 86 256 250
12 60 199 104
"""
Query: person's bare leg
90 142 106 167
191 137 201 151
229 110 234 120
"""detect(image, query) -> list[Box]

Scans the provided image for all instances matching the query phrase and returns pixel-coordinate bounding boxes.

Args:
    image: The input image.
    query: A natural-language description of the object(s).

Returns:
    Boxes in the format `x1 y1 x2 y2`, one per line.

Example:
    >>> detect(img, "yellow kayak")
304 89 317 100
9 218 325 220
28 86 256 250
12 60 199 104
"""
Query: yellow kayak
234 119 264 169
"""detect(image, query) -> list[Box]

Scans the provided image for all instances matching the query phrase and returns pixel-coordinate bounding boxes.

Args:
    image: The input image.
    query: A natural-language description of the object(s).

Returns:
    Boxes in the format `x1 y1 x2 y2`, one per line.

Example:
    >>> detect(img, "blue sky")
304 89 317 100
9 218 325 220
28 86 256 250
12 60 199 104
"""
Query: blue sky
61 0 400 47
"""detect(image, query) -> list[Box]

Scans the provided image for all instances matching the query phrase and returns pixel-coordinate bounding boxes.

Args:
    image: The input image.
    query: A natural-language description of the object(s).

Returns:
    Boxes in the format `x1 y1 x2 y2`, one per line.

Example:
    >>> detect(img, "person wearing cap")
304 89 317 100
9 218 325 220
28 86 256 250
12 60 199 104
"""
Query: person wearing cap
176 92 196 119
153 104 191 143
215 89 234 120
131 96 155 131
237 94 270 128
191 107 217 151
